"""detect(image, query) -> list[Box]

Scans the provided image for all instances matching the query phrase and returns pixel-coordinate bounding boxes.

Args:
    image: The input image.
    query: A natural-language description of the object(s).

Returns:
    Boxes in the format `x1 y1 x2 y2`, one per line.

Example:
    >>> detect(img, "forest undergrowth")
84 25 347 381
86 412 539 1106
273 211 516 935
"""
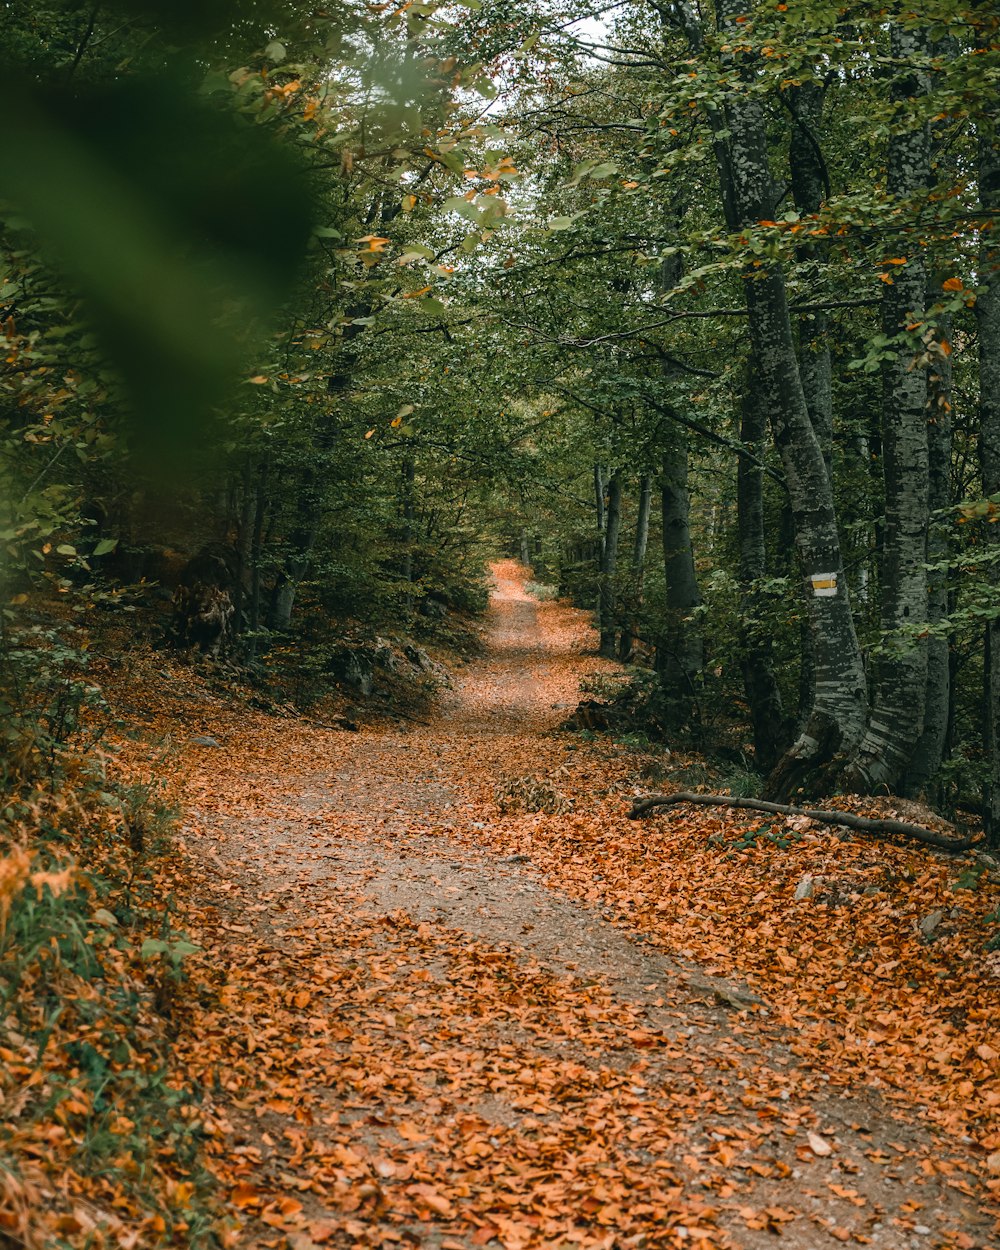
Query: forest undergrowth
2 563 1000 1250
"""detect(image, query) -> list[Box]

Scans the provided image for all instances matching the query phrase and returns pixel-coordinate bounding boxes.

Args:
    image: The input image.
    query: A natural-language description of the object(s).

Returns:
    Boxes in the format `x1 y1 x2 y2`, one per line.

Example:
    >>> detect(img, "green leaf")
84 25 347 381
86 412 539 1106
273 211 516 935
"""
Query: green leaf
265 40 287 63
398 245 435 263
547 216 574 231
416 297 446 316
93 538 118 556
443 196 484 225
587 162 618 179
140 939 170 958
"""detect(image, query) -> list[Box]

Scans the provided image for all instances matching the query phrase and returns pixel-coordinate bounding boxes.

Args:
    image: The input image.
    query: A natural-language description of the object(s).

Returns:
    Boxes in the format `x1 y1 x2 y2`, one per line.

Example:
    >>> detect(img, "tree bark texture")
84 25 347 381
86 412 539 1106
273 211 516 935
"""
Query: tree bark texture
978 119 1000 846
737 385 791 771
789 80 833 471
843 24 931 793
904 307 953 799
268 477 320 632
713 0 867 798
658 440 703 712
598 471 623 658
594 464 607 556
619 474 653 663
246 462 268 662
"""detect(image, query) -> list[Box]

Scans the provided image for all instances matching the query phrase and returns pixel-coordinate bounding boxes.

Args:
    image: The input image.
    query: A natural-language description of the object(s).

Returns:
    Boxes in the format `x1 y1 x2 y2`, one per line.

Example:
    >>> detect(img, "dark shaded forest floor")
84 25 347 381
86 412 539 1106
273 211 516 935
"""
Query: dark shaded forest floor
101 563 1000 1249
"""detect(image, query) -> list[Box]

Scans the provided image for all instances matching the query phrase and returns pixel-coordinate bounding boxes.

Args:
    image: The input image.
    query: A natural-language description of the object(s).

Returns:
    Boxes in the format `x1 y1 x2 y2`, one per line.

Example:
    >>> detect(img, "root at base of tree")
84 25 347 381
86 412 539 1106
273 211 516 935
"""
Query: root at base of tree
628 791 978 853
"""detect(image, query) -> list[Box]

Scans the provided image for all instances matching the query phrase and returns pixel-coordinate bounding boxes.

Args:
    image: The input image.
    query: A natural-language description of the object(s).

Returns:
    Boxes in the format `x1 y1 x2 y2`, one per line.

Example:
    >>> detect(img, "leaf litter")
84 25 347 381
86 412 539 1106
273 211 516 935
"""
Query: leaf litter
91 562 1000 1249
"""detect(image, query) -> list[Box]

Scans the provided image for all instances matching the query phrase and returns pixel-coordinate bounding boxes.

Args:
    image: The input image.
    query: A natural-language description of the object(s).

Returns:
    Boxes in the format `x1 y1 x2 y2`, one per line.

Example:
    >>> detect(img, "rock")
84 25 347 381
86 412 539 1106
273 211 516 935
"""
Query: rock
794 875 815 901
190 734 222 748
919 909 944 937
344 654 373 695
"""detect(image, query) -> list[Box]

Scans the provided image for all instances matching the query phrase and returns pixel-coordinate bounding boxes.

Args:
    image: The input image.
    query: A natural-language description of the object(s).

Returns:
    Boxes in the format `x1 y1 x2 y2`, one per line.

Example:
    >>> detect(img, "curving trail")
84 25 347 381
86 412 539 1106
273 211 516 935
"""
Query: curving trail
170 561 997 1250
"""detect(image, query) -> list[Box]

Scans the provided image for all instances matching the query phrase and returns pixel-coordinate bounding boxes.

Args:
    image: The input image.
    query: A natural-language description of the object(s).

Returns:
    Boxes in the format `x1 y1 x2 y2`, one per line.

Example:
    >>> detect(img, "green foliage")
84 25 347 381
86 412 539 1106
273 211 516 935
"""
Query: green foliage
525 581 560 601
0 690 215 1244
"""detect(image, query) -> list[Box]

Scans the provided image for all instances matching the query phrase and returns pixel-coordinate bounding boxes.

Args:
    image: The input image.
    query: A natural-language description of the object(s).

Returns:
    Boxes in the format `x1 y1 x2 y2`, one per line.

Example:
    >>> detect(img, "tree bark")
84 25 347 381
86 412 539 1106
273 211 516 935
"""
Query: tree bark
619 474 653 663
842 24 931 792
903 306 953 799
246 462 268 663
598 470 622 658
737 384 791 770
978 117 1000 846
658 439 703 714
268 485 320 632
594 464 607 554
400 453 416 615
789 80 833 472
711 0 867 797
232 461 255 638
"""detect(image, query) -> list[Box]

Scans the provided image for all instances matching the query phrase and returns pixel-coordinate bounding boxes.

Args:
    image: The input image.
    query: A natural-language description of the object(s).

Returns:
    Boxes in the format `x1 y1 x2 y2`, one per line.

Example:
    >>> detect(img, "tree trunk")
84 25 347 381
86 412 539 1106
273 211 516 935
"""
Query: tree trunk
268 470 320 631
789 80 833 472
903 305 953 800
232 462 254 637
400 454 416 615
246 463 268 663
712 0 867 797
658 440 703 716
737 385 791 771
619 474 653 663
633 474 652 571
842 24 931 793
598 471 622 658
978 117 1000 846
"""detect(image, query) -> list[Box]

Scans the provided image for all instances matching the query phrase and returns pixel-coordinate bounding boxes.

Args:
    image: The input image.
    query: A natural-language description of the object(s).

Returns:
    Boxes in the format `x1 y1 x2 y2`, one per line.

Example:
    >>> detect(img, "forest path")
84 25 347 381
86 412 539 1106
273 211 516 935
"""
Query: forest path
175 562 996 1250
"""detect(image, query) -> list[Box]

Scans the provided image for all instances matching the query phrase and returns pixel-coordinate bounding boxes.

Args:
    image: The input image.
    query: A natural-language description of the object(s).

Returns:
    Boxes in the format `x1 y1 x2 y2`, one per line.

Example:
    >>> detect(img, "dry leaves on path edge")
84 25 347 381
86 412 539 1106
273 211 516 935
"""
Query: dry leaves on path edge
93 561 1000 1250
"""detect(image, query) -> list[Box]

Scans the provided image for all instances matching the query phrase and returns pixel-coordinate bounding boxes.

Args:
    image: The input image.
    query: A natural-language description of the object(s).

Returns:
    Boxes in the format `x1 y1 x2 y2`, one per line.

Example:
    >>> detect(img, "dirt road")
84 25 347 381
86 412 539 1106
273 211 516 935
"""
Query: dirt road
175 562 997 1250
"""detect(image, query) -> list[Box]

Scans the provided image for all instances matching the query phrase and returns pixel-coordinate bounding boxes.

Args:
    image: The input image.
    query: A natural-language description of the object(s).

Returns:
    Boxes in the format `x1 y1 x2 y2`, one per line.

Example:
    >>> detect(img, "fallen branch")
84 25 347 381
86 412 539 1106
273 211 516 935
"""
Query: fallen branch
367 699 432 726
628 791 978 853
309 716 359 733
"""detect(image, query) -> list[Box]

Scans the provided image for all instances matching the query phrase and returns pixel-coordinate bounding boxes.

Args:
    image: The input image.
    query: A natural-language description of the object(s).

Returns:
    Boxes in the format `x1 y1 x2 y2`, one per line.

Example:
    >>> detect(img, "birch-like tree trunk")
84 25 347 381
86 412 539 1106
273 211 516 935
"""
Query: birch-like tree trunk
843 24 931 792
712 0 867 798
789 80 833 470
737 385 791 770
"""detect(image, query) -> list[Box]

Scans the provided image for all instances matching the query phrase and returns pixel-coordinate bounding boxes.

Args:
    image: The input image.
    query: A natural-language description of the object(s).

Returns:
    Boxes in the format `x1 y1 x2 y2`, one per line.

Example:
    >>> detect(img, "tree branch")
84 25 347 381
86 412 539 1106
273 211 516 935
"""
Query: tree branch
628 791 978 852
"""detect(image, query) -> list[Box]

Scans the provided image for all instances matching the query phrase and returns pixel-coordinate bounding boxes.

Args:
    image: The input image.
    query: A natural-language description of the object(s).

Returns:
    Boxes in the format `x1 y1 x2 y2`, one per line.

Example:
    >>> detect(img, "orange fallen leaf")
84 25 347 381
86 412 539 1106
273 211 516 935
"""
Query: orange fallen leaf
230 1182 263 1208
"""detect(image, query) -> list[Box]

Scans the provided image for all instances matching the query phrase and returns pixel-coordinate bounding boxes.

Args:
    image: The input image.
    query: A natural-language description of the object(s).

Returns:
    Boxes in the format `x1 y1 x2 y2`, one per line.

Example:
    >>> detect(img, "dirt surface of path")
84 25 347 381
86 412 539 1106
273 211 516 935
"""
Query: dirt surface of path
171 563 999 1250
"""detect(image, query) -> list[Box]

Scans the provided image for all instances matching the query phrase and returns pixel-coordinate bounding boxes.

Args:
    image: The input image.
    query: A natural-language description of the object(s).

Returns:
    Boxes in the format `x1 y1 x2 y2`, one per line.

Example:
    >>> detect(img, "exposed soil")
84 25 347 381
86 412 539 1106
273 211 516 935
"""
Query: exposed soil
168 562 999 1250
